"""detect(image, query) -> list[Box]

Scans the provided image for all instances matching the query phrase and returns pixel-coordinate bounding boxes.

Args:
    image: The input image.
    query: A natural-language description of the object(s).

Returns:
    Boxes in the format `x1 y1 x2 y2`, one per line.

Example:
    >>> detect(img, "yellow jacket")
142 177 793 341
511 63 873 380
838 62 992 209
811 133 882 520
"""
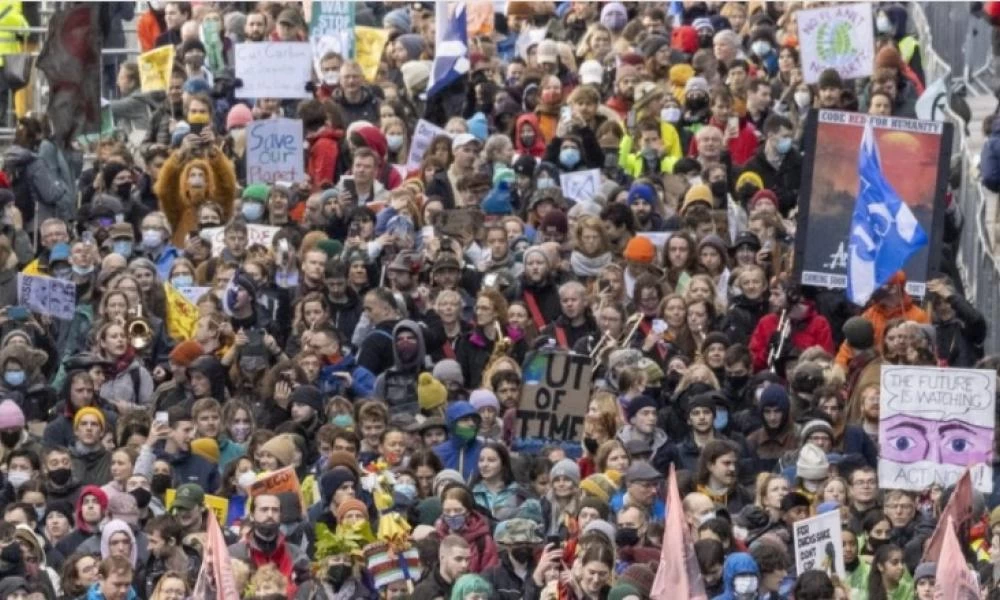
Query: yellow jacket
0 2 28 68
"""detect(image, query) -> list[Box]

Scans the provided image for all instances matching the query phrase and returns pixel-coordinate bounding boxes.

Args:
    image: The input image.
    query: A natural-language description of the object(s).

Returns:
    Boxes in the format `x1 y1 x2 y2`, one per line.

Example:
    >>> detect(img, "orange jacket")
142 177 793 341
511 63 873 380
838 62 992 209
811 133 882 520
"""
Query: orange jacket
137 10 162 52
835 278 929 367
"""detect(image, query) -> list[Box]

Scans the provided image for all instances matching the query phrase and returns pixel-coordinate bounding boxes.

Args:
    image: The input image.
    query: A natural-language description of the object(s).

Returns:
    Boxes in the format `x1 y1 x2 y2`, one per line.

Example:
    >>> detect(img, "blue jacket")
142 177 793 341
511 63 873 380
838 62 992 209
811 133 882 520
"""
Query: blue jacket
432 401 484 481
85 581 138 600
982 117 1000 192
712 552 760 600
158 445 221 492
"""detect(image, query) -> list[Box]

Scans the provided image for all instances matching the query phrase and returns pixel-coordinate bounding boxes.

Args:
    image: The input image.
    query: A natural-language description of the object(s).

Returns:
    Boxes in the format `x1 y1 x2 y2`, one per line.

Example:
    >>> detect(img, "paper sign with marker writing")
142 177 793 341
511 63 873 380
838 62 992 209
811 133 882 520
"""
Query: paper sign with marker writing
879 365 995 493
794 511 845 578
246 118 305 185
202 224 280 257
17 274 76 320
797 4 874 84
516 352 592 443
560 169 600 202
309 1 355 76
235 42 312 99
138 46 174 92
407 119 449 170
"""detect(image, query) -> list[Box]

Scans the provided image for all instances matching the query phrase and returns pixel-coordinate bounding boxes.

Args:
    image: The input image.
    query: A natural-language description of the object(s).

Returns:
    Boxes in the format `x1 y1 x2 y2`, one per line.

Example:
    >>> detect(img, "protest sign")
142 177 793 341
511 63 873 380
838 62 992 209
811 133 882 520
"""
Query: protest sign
37 5 102 140
309 1 355 76
560 169 601 202
164 488 230 526
797 4 875 84
879 365 995 493
431 209 483 241
234 42 312 99
246 118 305 184
17 274 75 320
138 46 174 92
249 466 306 515
407 119 449 171
164 283 198 341
652 465 708 599
355 27 390 82
467 1 494 37
794 111 951 297
516 352 592 442
201 224 280 257
191 502 239 600
793 511 845 578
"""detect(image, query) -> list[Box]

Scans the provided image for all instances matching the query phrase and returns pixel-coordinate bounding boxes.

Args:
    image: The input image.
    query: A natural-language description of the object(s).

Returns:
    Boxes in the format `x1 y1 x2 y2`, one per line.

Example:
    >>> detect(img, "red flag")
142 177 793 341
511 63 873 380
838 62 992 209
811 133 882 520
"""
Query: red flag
935 515 980 600
36 5 102 141
191 507 240 600
651 465 708 600
923 469 973 562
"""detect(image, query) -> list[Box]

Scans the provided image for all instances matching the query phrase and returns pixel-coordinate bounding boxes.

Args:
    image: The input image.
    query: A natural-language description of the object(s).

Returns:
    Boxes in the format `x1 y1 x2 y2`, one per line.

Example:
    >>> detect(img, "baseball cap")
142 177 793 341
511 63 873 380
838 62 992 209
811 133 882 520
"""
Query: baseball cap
451 133 480 153
171 483 205 512
580 60 603 85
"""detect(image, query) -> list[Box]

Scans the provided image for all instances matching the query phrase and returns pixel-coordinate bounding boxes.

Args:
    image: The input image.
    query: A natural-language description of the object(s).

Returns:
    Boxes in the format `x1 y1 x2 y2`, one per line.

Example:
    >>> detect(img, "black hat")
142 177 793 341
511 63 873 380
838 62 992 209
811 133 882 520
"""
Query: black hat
842 317 875 350
513 155 537 177
231 271 257 297
780 491 811 512
730 231 761 253
179 39 207 57
686 391 719 416
818 68 843 90
289 384 323 414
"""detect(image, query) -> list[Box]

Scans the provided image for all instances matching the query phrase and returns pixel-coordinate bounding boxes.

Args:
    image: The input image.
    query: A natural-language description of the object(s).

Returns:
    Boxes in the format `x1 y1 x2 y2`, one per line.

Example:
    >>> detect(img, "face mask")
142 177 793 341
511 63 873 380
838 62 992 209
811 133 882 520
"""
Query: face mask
48 467 72 487
242 203 265 222
387 134 404 151
776 137 793 155
710 180 728 198
4 371 25 387
751 40 771 57
511 546 535 564
454 424 478 443
520 133 536 147
876 14 893 34
726 375 750 395
661 107 682 123
794 92 812 109
151 473 172 495
116 182 133 200
6 470 29 489
541 90 560 104
171 274 194 288
327 564 351 586
52 266 72 280
615 526 640 547
238 470 258 491
255 521 280 539
322 71 340 86
583 437 600 455
641 147 660 162
0 430 20 448
72 265 94 276
34 506 45 522
130 487 152 509
698 34 713 49
868 536 888 551
230 423 251 442
559 148 581 168
443 513 467 531
395 483 417 500
332 414 354 429
733 574 759 595
395 338 419 361
536 177 555 190
686 95 708 112
141 229 162 249
112 241 133 258
713 407 729 431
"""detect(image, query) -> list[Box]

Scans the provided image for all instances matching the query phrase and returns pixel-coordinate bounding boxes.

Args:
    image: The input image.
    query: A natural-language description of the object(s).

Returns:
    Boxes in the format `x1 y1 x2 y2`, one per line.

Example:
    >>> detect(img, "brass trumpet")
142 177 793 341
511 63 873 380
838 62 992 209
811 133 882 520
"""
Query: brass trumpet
590 313 644 367
127 305 153 351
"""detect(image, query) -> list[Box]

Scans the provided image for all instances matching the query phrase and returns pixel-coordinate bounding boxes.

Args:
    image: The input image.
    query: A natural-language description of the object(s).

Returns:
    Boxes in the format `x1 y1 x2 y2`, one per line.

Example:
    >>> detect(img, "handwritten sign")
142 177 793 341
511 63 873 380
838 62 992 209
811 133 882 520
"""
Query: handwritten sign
794 511 845 578
560 169 600 202
516 352 592 442
138 46 174 92
164 488 230 526
798 4 874 84
879 365 995 493
309 1 356 75
406 119 449 171
354 26 390 82
201 224 280 257
17 274 75 320
249 466 305 515
235 42 312 99
246 118 304 185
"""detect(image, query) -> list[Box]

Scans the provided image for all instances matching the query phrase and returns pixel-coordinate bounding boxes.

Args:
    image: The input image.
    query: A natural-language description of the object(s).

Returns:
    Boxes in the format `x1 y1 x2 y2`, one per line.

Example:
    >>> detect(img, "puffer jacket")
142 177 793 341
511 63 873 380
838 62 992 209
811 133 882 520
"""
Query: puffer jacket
3 144 75 226
432 401 484 481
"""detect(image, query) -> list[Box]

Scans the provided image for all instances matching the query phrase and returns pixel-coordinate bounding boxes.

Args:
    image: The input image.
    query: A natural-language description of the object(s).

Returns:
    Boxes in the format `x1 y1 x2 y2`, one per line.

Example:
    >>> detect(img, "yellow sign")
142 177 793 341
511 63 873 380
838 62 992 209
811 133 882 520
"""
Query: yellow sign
164 282 198 342
354 26 389 82
164 488 230 526
138 46 175 93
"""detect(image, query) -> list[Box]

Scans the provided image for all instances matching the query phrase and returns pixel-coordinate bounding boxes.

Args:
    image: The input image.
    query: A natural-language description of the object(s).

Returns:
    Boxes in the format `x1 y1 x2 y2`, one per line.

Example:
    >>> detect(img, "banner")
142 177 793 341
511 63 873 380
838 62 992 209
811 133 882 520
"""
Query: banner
37 5 102 140
560 169 601 202
191 499 240 600
879 366 995 493
428 2 469 97
797 3 875 84
651 465 707 599
309 1 356 75
164 488 230 527
201 19 225 75
354 26 390 82
793 511 845 579
234 42 312 99
516 352 592 443
138 46 174 92
164 283 199 341
794 111 951 297
923 469 973 562
407 119 449 170
201 224 280 257
246 118 305 184
17 274 75 320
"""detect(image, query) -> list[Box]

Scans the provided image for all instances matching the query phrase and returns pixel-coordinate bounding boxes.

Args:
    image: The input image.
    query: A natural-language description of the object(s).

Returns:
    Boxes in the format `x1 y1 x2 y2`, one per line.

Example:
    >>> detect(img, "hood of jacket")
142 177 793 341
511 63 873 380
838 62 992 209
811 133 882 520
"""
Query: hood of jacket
100 518 138 565
514 113 545 155
884 5 908 40
3 145 35 169
391 319 426 371
187 355 227 401
76 485 109 534
445 401 480 431
354 124 388 160
722 552 759 596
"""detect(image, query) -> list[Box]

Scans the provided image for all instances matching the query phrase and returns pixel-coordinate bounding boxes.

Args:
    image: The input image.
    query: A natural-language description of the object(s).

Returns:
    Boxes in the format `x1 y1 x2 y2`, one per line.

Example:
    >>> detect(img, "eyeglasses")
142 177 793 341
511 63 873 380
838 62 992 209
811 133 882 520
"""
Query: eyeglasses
853 479 877 487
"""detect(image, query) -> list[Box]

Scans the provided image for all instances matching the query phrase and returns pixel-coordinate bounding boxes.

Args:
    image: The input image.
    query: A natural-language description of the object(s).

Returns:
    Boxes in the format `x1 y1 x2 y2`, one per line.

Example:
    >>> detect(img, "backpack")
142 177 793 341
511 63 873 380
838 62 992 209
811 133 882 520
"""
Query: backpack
5 159 34 226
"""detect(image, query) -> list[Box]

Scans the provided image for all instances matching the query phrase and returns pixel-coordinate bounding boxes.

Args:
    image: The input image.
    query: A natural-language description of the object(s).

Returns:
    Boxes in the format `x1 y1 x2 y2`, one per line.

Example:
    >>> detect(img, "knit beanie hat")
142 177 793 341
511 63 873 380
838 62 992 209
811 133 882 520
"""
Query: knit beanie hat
73 407 105 431
579 496 611 521
818 68 843 89
583 519 616 545
619 564 656 599
190 438 219 464
874 45 903 70
242 183 270 203
336 498 368 523
796 443 830 481
432 360 464 386
417 497 442 525
623 236 656 264
800 419 835 443
107 492 140 526
226 104 253 130
168 340 204 367
914 562 936 583
626 395 658 422
626 182 658 207
433 469 465 494
418 373 448 412
685 76 710 96
600 2 628 31
289 385 324 414
400 60 432 96
842 317 875 350
759 385 790 412
260 434 296 467
0 399 24 429
608 583 642 600
580 474 618 504
319 466 358 504
469 389 500 412
550 458 581 485
540 209 568 235
681 184 713 213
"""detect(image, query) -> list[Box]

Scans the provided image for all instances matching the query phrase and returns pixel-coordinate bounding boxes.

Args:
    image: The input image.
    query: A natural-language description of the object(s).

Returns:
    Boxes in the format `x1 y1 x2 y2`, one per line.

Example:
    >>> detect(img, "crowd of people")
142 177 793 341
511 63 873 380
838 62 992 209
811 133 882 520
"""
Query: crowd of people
0 1 990 600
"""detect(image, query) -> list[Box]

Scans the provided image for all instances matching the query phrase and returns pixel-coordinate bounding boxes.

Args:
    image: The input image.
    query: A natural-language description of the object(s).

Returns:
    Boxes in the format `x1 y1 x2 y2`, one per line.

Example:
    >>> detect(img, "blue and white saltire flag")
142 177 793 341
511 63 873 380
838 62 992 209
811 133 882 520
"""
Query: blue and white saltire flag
427 2 469 98
846 119 929 305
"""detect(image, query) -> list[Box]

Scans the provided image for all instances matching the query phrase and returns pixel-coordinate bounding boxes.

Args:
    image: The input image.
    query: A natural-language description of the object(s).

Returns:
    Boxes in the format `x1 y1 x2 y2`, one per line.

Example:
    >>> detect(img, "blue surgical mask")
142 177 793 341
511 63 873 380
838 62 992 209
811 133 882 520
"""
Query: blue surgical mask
242 202 264 222
751 40 771 57
395 483 418 500
171 274 194 288
559 148 581 168
776 137 793 155
112 241 133 258
714 407 729 431
536 177 555 190
4 370 25 387
443 513 467 531
141 229 163 249
332 414 354 429
876 14 893 34
72 264 94 276
387 134 404 151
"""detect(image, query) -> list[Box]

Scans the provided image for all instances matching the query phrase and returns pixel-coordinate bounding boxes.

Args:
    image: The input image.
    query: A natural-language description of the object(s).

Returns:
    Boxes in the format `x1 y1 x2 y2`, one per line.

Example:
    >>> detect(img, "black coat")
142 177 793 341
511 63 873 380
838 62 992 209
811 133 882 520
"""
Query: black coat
456 327 527 390
355 319 400 377
721 295 768 346
740 149 803 217
935 294 986 367
482 551 533 600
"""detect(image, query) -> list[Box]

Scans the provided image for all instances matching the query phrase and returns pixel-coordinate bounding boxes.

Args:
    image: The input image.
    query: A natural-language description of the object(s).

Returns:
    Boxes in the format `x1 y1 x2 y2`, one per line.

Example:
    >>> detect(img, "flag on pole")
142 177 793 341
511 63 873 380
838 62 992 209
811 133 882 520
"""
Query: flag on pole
934 515 981 600
427 2 469 98
651 465 708 600
846 118 928 305
191 504 240 599
922 468 973 562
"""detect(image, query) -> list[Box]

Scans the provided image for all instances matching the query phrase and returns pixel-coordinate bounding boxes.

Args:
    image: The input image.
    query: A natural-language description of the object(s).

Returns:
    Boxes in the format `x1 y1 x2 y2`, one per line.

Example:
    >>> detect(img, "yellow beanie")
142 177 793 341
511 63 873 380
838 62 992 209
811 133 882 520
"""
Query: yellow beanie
73 407 106 431
681 183 713 214
736 170 765 192
191 438 220 464
417 373 447 412
580 473 618 503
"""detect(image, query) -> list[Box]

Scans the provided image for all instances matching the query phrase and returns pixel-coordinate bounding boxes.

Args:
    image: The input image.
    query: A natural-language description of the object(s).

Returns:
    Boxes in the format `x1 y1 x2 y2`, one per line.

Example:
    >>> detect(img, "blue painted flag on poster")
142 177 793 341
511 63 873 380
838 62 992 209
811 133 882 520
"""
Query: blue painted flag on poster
427 2 469 98
846 119 928 305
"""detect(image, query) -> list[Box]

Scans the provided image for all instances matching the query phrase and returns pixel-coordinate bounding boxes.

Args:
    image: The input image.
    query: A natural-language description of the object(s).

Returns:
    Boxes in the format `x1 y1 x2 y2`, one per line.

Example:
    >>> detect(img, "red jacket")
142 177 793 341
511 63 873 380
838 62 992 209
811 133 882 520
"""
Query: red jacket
749 303 835 372
434 510 499 572
689 116 760 166
514 113 546 158
306 126 342 193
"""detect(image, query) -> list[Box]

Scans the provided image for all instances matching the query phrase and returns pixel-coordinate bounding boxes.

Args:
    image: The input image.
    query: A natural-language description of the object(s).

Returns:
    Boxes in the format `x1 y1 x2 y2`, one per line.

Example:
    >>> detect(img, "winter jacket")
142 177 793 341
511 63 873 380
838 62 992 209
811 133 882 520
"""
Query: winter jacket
981 117 1000 192
434 509 499 572
306 126 343 192
721 295 768 347
0 269 16 309
355 319 399 377
108 89 156 134
749 305 835 372
228 533 310 598
538 313 599 351
482 551 534 600
473 481 527 521
740 148 803 217
690 116 759 166
99 360 154 411
516 277 562 331
294 577 375 600
373 319 430 415
834 274 929 366
157 445 221 492
71 446 113 486
331 87 381 128
934 294 987 367
432 401 485 481
38 138 81 206
411 568 455 600
82 581 138 600
3 145 75 226
456 324 527 389
514 114 546 158
711 552 760 600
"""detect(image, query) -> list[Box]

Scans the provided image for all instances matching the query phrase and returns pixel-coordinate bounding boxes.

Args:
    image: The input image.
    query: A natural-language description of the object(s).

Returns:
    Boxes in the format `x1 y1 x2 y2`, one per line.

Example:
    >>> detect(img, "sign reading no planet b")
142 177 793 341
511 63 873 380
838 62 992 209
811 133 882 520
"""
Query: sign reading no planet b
516 352 592 443
246 118 305 185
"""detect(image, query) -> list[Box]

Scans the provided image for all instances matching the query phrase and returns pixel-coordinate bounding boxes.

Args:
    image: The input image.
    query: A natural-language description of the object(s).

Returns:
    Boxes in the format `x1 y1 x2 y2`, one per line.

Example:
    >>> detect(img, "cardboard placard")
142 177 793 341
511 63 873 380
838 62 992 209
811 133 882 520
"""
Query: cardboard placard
793 511 845 578
17 274 76 320
354 26 390 82
246 118 305 184
516 352 592 442
164 488 230 526
406 119 449 171
879 365 995 493
309 1 356 75
138 45 174 92
797 3 875 84
234 42 312 99
559 169 600 202
201 224 281 257
431 209 483 240
248 466 305 515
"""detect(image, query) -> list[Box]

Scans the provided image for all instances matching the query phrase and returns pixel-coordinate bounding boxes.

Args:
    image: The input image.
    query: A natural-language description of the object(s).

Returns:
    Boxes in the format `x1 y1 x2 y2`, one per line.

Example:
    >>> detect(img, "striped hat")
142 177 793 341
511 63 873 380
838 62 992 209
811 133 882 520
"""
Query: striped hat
363 541 422 589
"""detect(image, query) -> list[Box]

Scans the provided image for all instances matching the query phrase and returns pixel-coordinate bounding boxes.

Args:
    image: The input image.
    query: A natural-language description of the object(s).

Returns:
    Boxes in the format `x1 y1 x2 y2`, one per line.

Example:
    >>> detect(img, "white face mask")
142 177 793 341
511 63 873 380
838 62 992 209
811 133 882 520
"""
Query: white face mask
876 14 893 33
7 470 30 489
322 71 340 86
733 575 759 595
794 91 812 109
661 107 682 123
237 470 258 491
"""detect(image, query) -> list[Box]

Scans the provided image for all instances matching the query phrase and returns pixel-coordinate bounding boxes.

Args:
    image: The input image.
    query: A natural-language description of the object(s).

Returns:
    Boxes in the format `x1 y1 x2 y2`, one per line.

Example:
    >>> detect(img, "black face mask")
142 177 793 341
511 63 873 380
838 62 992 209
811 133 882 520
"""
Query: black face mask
510 546 535 564
326 564 351 587
583 437 600 455
151 473 172 495
686 96 708 112
868 537 888 552
521 133 535 148
116 182 133 200
698 34 713 49
615 527 640 547
710 180 728 200
47 467 72 487
0 431 20 448
130 487 152 509
726 375 750 397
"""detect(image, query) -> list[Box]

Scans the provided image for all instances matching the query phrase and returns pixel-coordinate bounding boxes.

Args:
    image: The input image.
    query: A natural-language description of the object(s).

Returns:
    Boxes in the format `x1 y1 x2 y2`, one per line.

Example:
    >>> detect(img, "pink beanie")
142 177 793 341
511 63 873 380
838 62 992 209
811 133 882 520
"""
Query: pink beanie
226 104 253 131
0 400 24 429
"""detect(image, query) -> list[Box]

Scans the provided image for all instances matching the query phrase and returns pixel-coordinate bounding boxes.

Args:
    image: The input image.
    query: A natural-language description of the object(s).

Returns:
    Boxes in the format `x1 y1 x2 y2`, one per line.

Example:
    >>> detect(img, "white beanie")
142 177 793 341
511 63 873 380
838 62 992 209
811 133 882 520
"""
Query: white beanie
796 443 830 481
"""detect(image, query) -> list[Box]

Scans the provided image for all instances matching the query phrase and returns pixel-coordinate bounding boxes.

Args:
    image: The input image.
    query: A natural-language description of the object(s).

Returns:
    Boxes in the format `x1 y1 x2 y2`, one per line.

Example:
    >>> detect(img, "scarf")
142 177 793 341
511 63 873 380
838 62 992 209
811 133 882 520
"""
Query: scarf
109 347 137 378
569 251 613 278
